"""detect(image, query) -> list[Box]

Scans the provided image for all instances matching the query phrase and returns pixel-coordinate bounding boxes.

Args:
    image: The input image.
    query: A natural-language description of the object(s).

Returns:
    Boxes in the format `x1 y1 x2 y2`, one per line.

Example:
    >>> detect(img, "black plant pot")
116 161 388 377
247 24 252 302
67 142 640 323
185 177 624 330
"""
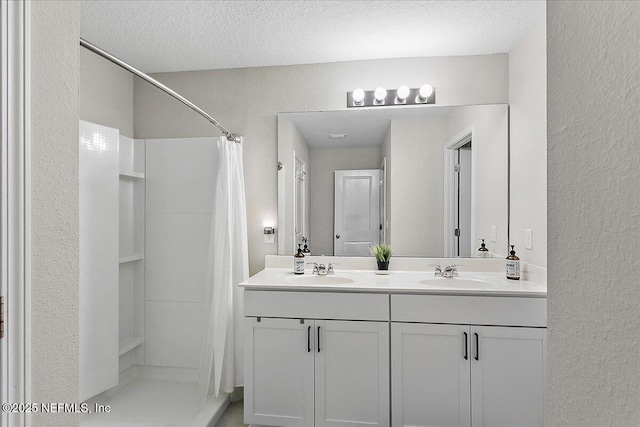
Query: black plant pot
377 260 389 271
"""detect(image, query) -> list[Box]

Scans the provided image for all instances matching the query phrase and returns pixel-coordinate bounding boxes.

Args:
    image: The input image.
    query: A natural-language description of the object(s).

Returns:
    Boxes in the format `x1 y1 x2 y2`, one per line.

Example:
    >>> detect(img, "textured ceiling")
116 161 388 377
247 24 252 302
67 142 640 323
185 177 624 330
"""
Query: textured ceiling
282 106 453 149
81 0 545 73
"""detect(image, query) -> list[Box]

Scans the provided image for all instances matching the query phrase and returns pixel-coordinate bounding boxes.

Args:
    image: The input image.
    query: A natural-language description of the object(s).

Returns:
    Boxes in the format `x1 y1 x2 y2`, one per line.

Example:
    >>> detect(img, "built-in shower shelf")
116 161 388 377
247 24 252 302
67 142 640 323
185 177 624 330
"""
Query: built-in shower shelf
119 171 145 180
119 337 144 356
119 253 144 264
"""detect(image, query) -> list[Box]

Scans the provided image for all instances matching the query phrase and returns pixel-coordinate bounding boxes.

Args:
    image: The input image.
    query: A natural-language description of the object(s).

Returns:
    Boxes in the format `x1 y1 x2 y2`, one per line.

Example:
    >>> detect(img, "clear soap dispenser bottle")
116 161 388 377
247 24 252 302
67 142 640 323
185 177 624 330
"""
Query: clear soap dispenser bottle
294 244 305 275
506 245 520 280
477 239 490 258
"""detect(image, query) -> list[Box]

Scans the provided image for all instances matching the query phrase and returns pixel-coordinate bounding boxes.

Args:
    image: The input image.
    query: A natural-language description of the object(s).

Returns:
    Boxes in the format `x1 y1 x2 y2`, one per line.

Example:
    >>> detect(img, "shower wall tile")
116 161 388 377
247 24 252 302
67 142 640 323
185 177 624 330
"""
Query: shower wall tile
144 137 218 370
146 138 217 214
145 213 211 303
144 301 203 369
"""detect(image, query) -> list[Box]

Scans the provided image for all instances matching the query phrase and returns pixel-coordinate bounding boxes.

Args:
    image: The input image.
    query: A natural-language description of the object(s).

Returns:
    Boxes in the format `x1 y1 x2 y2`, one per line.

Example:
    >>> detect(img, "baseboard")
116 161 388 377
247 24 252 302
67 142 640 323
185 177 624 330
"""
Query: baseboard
189 393 230 427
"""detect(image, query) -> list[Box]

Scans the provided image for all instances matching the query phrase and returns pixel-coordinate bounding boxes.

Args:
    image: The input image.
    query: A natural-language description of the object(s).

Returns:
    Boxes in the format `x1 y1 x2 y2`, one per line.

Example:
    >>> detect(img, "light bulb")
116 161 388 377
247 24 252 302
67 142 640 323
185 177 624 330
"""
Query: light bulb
396 85 410 100
418 84 433 101
374 87 387 103
353 88 365 103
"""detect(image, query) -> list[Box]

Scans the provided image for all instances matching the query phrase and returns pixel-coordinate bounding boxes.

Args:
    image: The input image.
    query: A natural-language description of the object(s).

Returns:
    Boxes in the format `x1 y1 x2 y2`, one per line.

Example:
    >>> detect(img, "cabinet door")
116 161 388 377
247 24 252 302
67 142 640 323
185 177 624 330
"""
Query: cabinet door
391 323 471 427
471 326 546 427
244 317 315 427
315 320 390 427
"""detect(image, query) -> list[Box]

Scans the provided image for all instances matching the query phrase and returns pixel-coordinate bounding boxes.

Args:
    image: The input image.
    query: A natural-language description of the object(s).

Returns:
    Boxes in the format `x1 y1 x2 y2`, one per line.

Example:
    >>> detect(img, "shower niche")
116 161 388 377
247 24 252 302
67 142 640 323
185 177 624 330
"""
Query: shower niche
118 136 146 372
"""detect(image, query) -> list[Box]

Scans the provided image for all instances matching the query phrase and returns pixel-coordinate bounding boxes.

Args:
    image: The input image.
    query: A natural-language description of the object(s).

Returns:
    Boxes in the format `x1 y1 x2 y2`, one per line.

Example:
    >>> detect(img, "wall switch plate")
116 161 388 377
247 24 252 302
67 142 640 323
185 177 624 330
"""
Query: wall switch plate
264 234 275 244
525 229 533 250
490 226 497 243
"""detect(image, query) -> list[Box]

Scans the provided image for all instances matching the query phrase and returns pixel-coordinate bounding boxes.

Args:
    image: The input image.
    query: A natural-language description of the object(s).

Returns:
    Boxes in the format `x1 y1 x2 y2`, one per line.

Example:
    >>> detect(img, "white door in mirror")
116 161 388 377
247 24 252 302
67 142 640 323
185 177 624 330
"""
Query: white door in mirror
334 169 381 256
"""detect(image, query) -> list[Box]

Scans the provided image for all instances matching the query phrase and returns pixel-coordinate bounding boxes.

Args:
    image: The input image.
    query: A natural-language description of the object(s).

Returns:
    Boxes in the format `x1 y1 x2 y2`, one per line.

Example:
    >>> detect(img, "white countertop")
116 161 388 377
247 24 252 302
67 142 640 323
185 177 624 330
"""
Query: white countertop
240 268 547 297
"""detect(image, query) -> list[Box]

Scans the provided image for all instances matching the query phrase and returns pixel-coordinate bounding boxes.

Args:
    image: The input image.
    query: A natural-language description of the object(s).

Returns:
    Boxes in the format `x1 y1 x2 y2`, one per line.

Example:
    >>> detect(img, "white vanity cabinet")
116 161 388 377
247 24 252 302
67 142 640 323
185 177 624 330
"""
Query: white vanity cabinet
391 294 547 427
244 317 315 427
244 291 390 427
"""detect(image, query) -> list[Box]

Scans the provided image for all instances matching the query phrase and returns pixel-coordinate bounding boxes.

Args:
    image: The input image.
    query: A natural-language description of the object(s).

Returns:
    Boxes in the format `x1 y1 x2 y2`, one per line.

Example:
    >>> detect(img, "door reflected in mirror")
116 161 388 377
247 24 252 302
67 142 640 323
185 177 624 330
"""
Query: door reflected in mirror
277 104 508 258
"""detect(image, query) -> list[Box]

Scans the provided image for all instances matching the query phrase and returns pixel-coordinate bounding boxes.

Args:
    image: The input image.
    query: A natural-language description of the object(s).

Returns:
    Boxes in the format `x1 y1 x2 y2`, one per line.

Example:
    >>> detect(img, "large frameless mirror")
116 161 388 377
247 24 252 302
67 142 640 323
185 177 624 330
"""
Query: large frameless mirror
277 104 509 258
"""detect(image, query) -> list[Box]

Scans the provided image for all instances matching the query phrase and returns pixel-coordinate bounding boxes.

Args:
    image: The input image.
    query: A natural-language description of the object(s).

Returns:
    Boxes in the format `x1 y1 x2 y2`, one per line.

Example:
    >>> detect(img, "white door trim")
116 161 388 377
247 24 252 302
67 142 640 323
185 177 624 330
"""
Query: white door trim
380 157 387 245
1 1 30 425
443 125 476 257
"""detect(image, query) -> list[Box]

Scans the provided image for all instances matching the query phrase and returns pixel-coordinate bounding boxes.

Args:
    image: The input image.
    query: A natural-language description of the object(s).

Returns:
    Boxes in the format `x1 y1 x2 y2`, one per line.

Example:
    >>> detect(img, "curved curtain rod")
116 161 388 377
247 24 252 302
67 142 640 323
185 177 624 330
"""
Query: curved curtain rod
79 38 241 143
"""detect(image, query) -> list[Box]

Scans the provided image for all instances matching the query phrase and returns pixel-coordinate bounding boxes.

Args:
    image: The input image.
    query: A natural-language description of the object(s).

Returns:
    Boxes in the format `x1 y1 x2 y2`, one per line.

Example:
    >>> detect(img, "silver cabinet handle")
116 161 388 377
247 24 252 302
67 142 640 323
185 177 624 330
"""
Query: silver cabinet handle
474 333 479 361
463 332 468 360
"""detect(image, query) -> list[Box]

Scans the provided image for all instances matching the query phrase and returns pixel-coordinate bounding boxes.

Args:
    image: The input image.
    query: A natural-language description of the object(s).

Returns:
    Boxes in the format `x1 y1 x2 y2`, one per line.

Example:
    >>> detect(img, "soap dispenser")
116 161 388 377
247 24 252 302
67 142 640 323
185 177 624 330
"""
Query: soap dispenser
506 245 520 280
294 244 305 275
477 239 490 258
302 237 311 256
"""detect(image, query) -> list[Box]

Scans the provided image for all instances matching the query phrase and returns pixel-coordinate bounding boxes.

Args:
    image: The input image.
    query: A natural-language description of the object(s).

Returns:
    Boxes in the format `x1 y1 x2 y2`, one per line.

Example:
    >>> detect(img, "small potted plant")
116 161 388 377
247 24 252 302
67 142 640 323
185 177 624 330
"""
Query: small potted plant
371 244 392 272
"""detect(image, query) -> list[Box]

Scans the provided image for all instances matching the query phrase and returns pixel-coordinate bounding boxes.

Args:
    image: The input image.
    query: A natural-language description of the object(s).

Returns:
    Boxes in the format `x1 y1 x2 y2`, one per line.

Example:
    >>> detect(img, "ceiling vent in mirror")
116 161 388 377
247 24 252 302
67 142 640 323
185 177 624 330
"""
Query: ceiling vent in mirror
347 84 435 108
328 134 347 139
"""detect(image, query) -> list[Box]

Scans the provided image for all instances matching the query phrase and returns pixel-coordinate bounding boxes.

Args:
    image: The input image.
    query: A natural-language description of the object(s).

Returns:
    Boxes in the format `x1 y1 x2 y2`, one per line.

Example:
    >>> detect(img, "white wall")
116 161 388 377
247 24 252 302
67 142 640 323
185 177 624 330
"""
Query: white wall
134 54 509 274
144 138 217 370
547 2 640 425
80 48 134 137
445 105 509 257
30 1 81 425
389 118 445 256
309 147 381 256
509 18 547 268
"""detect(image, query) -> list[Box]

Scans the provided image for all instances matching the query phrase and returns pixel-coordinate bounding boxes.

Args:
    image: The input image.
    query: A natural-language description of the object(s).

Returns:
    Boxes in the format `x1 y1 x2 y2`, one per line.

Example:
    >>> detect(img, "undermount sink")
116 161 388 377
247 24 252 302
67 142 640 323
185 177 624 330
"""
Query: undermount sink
417 276 496 289
278 272 363 285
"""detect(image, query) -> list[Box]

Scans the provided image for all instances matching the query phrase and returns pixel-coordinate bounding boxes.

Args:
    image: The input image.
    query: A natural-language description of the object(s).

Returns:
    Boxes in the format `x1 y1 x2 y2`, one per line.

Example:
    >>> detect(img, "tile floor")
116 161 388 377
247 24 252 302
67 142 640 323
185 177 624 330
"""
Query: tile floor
215 401 247 427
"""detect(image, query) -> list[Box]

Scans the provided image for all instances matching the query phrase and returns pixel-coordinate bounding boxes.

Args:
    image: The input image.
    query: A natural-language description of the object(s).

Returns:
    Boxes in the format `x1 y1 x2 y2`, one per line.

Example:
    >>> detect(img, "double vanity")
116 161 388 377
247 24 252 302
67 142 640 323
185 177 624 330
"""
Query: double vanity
242 256 547 427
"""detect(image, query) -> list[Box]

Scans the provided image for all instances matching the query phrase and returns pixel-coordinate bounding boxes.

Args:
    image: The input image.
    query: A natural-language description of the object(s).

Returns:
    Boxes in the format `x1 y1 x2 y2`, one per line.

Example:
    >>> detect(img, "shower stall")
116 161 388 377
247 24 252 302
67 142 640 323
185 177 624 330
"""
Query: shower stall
78 40 244 427
79 123 231 427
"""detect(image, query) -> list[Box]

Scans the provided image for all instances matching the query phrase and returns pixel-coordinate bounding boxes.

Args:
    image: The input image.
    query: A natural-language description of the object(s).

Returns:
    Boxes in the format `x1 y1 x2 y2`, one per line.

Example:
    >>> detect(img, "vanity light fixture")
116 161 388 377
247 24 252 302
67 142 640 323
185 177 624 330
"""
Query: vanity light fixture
416 84 434 103
374 87 387 105
395 85 410 104
352 88 365 106
347 84 435 108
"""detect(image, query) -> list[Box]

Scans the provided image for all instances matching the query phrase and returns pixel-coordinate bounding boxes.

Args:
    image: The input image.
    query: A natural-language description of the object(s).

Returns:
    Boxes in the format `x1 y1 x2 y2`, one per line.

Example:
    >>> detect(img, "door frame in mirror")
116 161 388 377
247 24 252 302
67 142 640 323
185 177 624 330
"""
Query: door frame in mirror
444 125 475 257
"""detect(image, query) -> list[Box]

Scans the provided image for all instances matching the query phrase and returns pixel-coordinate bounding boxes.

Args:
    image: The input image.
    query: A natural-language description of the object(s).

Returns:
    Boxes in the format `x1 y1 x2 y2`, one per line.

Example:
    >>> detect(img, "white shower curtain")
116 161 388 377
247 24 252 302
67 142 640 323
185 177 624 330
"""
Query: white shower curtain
201 136 248 397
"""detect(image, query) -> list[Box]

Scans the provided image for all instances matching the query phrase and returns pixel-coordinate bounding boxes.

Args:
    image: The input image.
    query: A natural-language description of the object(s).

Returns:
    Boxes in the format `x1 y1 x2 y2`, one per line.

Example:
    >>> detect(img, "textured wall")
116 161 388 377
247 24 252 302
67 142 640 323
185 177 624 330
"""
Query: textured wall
80 48 134 137
509 18 547 268
547 2 640 425
30 1 81 425
134 54 509 274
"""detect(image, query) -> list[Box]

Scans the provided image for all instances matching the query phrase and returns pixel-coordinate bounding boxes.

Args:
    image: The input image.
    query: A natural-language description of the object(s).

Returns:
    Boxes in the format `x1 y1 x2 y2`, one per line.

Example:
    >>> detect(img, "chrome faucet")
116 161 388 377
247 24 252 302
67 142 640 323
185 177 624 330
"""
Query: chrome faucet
317 264 328 276
327 263 335 275
431 264 442 276
442 264 459 278
307 262 319 275
308 262 336 276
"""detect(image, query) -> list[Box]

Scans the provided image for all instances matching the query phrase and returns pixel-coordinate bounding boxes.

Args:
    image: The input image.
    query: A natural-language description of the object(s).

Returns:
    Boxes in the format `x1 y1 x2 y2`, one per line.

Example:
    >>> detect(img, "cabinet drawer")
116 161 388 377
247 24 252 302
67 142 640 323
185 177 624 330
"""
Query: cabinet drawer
245 290 389 321
391 294 546 327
